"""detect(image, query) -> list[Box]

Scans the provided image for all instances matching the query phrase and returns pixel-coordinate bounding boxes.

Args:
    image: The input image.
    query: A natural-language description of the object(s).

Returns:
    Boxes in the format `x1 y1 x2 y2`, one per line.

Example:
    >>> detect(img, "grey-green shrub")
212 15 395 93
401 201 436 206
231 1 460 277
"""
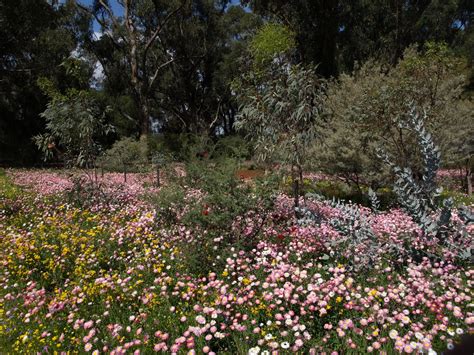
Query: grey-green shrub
98 137 149 173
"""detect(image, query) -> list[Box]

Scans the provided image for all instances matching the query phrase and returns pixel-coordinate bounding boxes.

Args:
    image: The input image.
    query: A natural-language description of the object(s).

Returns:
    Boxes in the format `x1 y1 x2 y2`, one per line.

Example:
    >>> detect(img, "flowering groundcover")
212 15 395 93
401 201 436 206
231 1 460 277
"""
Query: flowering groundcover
0 170 472 354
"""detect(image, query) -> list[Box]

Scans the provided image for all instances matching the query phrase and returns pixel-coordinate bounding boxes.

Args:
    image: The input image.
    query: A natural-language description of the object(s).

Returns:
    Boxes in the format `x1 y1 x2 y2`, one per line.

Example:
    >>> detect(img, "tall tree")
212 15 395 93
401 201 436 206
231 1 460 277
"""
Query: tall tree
242 0 340 77
243 0 473 76
0 0 82 164
77 0 187 136
155 1 260 135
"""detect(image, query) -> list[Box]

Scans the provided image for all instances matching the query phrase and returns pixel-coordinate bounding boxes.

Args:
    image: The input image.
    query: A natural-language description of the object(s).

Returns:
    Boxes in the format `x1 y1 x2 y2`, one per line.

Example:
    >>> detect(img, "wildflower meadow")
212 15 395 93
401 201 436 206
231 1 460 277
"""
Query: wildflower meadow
0 167 472 354
1 2 473 353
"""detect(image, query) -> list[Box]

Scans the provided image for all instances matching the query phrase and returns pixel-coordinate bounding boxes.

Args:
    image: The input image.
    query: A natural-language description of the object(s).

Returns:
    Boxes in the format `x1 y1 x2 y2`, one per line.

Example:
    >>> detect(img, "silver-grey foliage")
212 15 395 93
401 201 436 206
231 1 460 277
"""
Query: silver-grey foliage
296 195 379 269
378 106 472 260
235 63 326 208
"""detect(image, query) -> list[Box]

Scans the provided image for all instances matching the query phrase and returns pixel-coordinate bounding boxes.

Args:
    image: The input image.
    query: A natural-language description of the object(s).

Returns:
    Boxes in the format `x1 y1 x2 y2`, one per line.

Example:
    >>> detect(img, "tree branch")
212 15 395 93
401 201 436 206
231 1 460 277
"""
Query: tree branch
149 57 175 89
143 1 187 66
76 2 126 47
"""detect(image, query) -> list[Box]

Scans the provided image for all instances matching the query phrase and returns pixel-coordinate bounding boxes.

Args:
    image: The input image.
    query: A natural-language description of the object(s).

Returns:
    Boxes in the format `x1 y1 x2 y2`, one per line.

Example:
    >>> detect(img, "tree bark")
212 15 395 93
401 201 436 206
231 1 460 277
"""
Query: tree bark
124 0 151 137
466 161 472 195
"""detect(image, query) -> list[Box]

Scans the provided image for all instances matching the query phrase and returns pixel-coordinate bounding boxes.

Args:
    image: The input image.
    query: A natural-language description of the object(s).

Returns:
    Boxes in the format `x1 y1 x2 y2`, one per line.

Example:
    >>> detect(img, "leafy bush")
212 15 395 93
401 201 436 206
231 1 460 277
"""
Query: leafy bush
314 43 471 188
0 169 21 200
378 106 473 260
296 106 472 267
97 137 149 173
235 63 326 209
282 178 397 210
212 135 253 161
151 158 280 275
35 79 113 168
148 133 212 162
0 169 23 216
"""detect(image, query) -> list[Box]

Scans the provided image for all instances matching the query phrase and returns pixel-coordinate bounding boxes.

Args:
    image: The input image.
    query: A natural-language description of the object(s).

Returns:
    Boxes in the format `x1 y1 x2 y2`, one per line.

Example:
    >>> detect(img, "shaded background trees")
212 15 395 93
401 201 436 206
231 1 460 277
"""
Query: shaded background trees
242 0 473 77
0 0 86 164
0 0 472 181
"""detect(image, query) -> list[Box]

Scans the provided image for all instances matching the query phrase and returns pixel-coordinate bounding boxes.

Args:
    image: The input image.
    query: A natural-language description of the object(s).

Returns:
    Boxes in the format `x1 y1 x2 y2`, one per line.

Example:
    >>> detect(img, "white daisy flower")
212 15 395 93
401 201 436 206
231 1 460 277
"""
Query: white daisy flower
281 342 290 349
264 333 273 340
456 328 464 335
248 346 260 355
389 329 398 339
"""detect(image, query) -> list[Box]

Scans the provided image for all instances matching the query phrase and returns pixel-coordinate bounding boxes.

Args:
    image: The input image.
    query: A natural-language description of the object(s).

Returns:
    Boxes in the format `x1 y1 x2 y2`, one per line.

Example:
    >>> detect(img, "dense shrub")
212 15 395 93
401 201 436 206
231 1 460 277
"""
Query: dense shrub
313 43 473 189
211 135 253 161
148 133 211 162
151 158 280 275
97 137 149 173
296 105 473 268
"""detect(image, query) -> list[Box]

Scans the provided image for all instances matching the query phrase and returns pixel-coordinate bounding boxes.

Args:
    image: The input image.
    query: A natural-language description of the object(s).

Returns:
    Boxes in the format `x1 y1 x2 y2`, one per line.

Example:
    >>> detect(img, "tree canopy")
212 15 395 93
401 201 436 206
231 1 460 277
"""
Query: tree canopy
0 0 472 169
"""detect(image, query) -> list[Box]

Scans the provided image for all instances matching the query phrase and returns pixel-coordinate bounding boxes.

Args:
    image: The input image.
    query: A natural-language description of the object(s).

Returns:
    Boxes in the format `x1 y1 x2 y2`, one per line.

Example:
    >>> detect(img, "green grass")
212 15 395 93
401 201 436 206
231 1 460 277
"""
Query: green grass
0 169 22 200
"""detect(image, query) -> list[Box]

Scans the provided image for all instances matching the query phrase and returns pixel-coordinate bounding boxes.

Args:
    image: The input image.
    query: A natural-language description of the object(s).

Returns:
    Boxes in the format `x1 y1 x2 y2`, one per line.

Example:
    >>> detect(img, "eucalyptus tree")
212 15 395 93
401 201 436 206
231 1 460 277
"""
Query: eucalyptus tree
77 0 187 136
34 61 114 169
242 0 473 76
235 63 326 209
155 1 260 135
0 0 83 164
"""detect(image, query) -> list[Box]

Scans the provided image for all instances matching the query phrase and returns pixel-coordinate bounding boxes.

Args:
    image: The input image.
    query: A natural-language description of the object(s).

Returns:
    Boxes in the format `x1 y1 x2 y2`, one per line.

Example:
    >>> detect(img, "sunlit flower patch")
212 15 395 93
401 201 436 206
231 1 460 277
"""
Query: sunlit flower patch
0 170 472 354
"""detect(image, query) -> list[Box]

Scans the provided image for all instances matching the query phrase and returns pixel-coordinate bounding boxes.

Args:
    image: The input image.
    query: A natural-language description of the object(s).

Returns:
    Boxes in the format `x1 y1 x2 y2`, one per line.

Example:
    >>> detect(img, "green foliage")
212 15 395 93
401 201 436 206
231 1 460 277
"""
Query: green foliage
98 137 149 173
212 135 253 160
0 169 23 216
249 22 296 67
148 133 211 162
307 117 386 189
151 158 280 275
440 189 474 206
243 0 473 77
235 64 324 167
0 0 82 164
379 106 472 262
235 63 326 207
0 170 21 200
315 43 471 188
34 91 113 168
378 107 445 231
283 178 397 210
148 133 252 163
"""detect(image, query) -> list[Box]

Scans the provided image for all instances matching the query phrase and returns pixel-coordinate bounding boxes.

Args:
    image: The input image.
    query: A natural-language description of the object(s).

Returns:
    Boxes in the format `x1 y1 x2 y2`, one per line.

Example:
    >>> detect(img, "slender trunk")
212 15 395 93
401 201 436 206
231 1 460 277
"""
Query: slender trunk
292 165 301 212
459 166 465 192
156 165 161 187
466 161 472 195
125 0 150 137
139 96 151 136
299 165 306 205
